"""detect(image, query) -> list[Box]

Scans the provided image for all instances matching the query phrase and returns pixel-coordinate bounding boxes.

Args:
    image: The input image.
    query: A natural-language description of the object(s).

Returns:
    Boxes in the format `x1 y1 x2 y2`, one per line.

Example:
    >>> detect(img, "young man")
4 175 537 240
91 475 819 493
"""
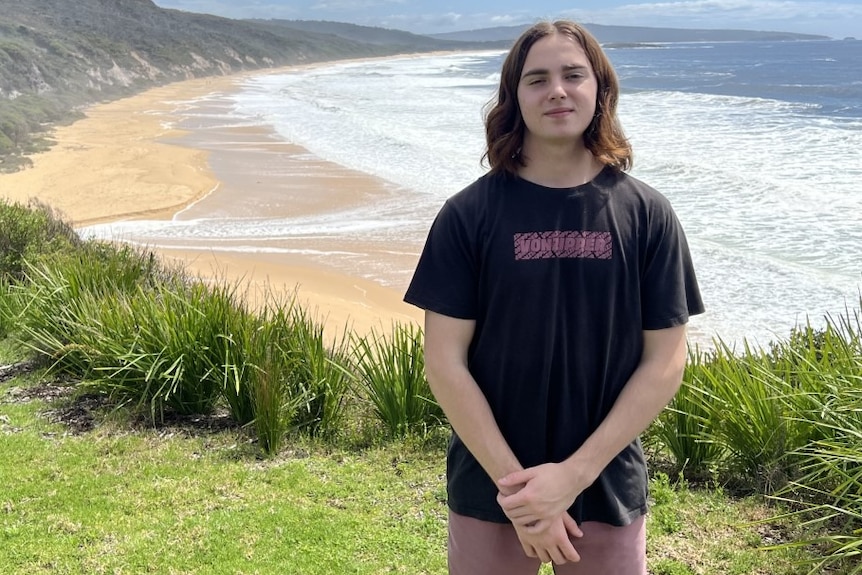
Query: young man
404 20 704 574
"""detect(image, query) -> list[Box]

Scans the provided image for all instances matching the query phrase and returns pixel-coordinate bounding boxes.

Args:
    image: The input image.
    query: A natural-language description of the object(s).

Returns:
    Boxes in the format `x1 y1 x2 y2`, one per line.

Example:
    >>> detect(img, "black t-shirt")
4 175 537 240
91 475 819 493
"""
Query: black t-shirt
404 166 705 525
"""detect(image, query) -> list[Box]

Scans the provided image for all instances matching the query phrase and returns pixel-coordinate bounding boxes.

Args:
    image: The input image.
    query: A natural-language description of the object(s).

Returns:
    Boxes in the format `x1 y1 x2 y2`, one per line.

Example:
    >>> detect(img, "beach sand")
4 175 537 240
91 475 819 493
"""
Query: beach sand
0 70 424 338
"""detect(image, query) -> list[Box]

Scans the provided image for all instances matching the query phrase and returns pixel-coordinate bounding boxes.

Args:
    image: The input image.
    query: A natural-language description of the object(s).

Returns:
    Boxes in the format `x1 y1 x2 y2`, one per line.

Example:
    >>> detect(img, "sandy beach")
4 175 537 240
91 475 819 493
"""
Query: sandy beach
0 68 423 338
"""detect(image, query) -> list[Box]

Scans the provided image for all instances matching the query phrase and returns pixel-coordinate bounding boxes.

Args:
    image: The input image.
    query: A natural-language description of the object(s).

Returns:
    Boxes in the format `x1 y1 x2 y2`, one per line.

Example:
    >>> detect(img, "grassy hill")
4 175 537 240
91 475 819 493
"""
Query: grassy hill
0 0 473 172
249 19 502 50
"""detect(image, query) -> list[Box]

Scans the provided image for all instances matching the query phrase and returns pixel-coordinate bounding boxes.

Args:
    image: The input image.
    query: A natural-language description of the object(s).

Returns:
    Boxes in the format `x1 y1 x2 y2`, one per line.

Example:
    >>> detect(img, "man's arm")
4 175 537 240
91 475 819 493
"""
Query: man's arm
424 310 582 563
497 324 689 528
423 310 522 483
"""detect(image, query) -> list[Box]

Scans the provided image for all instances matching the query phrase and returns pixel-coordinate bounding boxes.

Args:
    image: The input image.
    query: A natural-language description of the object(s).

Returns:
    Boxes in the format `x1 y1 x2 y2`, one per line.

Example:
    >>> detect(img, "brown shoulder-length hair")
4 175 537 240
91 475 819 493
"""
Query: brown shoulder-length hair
483 20 632 174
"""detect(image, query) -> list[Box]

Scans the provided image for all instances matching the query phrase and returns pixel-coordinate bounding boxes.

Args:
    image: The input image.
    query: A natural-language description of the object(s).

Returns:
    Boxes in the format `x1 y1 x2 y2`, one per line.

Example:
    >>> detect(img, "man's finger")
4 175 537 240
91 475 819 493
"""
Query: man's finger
550 545 569 565
563 513 584 538
561 540 581 563
524 518 550 534
497 468 535 487
536 548 552 564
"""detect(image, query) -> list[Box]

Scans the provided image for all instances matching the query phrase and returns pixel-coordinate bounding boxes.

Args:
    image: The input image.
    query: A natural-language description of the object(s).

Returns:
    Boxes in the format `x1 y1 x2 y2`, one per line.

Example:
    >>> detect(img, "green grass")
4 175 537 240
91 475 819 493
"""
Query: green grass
0 377 449 574
645 472 812 575
0 371 829 575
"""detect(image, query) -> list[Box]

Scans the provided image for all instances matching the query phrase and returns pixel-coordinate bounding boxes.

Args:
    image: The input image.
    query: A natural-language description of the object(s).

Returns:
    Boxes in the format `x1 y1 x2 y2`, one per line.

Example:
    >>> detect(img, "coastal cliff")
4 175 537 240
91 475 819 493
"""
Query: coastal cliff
0 0 472 171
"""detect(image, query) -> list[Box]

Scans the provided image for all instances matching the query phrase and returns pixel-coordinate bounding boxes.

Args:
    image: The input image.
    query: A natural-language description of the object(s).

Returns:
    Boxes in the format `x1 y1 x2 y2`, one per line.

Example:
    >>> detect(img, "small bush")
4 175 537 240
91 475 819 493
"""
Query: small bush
0 199 80 282
244 305 304 455
282 305 354 438
351 322 444 438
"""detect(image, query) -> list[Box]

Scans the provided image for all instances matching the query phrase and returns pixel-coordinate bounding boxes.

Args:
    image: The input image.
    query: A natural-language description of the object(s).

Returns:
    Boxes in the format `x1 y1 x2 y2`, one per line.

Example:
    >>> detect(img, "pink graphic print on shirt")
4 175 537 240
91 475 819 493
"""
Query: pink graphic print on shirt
514 231 613 260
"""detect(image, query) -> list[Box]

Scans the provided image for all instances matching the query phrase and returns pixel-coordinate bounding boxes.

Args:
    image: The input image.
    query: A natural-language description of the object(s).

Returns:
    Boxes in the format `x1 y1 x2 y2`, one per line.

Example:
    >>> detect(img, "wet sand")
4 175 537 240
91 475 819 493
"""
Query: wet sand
0 68 424 338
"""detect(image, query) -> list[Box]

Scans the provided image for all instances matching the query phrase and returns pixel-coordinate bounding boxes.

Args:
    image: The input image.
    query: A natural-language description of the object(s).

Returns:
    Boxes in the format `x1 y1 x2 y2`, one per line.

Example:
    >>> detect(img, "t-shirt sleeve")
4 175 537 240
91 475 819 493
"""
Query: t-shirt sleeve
640 202 705 330
403 200 479 319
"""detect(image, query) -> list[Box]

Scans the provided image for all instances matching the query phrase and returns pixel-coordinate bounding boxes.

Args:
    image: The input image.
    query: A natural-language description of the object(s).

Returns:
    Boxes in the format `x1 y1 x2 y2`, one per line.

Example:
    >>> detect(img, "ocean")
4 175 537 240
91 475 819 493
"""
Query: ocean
82 39 862 348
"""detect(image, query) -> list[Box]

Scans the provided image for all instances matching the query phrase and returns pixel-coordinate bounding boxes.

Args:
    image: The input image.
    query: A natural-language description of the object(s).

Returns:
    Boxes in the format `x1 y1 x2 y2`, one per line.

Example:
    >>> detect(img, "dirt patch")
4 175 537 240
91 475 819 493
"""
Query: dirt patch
2 371 107 434
44 391 109 434
130 407 240 437
0 361 37 383
2 364 240 436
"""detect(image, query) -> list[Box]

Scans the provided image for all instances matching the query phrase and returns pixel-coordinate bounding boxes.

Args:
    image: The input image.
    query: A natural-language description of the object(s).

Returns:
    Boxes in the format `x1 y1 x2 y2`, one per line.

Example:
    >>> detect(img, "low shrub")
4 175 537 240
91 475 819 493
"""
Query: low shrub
0 199 80 282
351 322 444 438
283 305 353 438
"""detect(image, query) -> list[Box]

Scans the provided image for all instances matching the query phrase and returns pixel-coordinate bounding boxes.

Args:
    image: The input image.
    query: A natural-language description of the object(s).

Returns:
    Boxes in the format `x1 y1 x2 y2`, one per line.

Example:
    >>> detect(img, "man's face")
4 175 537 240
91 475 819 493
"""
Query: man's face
516 34 599 148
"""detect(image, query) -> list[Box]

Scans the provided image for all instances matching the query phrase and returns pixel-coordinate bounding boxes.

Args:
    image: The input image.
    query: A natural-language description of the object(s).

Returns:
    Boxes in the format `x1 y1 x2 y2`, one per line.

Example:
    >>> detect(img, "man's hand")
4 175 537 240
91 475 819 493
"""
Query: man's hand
512 512 583 564
498 475 583 564
496 463 591 531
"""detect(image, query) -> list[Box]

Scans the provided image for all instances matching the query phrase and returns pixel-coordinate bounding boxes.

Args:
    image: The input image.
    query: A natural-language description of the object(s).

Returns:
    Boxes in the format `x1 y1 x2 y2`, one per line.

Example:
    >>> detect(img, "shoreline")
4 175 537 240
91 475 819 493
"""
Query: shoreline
0 52 723 347
0 65 426 338
0 50 473 223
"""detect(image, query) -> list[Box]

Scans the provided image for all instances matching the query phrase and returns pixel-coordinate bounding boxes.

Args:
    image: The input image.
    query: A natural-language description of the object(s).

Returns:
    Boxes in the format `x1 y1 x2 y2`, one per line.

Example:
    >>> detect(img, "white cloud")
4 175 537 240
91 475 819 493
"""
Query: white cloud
489 14 531 26
310 0 406 12
380 10 550 33
375 11 465 31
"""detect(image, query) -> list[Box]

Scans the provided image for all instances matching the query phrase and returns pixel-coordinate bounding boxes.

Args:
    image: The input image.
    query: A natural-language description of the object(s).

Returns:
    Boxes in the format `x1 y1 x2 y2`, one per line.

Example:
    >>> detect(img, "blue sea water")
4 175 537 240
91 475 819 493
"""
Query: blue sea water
82 39 862 347
615 40 862 117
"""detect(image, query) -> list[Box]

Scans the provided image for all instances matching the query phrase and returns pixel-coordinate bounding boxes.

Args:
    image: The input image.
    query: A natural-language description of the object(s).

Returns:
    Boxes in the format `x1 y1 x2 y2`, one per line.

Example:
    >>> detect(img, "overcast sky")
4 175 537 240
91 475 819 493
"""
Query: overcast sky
151 0 861 39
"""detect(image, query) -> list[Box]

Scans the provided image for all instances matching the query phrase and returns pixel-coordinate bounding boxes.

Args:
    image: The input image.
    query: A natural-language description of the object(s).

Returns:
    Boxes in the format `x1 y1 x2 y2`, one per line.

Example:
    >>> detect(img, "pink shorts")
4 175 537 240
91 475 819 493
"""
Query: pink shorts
447 510 647 575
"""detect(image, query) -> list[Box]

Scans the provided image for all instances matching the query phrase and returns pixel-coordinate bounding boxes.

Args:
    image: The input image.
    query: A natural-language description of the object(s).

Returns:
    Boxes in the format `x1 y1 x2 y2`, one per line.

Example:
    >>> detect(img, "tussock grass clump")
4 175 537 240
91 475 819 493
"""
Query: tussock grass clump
649 357 724 479
3 249 245 418
82 279 250 418
351 322 444 438
241 304 301 455
656 309 861 489
651 304 862 573
283 305 353 438
0 199 81 282
238 300 354 453
3 243 175 375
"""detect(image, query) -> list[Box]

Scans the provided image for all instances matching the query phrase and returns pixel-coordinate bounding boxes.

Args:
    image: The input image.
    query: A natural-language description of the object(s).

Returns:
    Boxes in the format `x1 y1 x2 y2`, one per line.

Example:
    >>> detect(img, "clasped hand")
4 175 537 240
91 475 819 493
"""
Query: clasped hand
496 463 586 564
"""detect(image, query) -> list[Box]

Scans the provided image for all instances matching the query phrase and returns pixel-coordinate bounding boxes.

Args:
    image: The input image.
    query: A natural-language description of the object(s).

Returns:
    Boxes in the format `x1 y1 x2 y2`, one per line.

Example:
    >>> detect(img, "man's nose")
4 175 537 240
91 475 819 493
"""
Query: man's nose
548 77 566 99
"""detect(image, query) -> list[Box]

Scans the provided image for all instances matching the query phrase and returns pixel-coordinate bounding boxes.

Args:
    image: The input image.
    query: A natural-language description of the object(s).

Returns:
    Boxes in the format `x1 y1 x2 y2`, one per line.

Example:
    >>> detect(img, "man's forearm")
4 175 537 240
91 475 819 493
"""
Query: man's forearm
497 326 689 527
563 362 683 483
424 311 523 486
562 326 688 484
427 363 523 484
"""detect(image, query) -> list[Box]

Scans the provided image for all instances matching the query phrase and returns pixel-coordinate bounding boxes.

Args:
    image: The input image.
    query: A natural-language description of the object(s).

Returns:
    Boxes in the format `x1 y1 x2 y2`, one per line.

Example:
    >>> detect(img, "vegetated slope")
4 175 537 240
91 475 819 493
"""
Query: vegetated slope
0 0 470 171
250 19 503 50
